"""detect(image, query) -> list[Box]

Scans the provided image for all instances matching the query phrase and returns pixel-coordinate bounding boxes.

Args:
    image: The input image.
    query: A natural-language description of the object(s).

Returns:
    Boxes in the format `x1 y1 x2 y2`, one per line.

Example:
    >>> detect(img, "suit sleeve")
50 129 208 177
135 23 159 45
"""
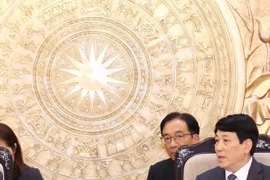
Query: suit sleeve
33 169 43 180
147 166 153 180
26 168 44 180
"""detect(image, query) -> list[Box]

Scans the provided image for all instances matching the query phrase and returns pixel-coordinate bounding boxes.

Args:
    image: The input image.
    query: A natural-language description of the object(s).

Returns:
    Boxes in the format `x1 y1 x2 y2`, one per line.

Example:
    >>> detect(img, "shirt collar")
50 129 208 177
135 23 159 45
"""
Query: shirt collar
225 157 252 180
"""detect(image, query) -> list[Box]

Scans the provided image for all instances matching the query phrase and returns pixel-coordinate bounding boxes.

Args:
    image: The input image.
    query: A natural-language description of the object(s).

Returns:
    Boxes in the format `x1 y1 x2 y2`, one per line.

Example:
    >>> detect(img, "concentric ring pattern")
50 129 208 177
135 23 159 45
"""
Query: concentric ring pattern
0 0 244 179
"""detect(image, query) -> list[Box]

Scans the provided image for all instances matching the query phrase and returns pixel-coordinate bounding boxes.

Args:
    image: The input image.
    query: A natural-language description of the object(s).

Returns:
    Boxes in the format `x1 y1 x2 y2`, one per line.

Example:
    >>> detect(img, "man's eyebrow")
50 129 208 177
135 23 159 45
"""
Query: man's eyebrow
163 131 184 136
175 131 185 134
215 134 229 138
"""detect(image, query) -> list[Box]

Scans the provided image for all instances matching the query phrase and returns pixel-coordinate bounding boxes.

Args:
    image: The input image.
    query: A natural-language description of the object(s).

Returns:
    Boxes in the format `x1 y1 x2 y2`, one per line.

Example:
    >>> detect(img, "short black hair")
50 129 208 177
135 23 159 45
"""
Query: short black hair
214 114 258 155
160 112 200 136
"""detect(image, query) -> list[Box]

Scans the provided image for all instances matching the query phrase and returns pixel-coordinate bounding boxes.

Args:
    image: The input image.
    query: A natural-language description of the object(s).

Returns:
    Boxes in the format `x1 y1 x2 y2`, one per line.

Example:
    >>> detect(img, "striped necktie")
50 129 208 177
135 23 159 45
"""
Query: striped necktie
228 174 237 180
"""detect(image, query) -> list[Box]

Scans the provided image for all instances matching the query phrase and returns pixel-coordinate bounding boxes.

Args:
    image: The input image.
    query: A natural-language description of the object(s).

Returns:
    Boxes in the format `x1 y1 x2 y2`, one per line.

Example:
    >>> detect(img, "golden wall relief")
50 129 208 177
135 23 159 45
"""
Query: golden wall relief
0 0 245 179
226 0 270 134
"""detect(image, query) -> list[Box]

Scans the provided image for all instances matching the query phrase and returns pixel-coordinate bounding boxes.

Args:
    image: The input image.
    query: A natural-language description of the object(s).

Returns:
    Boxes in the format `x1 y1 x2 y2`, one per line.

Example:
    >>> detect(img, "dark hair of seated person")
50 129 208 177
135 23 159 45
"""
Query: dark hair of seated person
160 112 200 135
0 123 24 178
214 114 258 155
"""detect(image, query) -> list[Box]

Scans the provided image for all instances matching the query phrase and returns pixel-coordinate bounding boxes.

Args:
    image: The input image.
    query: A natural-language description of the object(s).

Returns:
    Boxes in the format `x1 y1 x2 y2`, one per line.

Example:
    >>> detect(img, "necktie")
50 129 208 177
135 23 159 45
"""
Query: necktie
228 174 237 180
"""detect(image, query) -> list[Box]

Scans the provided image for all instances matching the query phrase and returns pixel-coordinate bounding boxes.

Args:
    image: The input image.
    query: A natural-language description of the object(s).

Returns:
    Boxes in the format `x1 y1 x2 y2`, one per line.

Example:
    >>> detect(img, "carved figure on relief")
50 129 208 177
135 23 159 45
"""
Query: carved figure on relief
6 21 21 39
227 0 270 133
0 40 12 57
116 153 135 171
178 1 202 33
135 144 149 162
95 159 111 178
20 4 34 22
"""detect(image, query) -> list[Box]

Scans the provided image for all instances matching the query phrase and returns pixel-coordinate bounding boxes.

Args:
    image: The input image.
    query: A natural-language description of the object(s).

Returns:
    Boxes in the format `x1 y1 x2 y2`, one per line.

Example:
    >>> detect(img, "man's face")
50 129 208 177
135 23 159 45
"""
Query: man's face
162 118 199 160
215 130 252 172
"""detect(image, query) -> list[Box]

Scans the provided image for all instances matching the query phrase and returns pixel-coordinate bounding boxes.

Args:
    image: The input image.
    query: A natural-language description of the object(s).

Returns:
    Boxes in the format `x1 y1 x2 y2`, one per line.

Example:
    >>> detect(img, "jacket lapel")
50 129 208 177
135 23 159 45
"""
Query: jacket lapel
247 158 263 180
215 167 226 180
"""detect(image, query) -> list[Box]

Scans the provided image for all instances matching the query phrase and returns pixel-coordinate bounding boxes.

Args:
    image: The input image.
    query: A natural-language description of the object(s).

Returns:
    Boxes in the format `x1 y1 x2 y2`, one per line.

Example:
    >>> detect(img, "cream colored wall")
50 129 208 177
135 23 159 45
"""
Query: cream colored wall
0 0 269 179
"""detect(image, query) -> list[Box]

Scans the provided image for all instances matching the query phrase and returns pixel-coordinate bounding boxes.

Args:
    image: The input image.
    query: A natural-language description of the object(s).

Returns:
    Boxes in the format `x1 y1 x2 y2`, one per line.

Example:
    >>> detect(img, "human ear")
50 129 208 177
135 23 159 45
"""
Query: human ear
192 134 200 144
243 139 252 154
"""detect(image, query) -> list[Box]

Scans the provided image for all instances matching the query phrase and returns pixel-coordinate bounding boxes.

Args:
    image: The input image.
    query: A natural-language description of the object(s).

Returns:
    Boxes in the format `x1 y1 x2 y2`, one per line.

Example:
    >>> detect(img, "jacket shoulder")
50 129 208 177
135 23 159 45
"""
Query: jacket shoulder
196 166 221 179
150 158 174 170
260 163 270 175
147 159 174 180
19 165 43 180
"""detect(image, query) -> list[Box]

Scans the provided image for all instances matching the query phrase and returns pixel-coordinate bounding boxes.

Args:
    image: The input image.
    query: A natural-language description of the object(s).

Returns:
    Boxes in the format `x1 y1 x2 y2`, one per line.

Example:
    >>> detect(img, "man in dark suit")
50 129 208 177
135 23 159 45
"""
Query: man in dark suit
147 112 200 180
197 114 270 180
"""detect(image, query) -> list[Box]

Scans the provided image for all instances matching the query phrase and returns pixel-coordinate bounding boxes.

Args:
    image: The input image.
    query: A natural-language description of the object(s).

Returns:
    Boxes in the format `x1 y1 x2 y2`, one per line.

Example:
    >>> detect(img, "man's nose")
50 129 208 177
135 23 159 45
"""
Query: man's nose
215 142 223 151
170 137 179 147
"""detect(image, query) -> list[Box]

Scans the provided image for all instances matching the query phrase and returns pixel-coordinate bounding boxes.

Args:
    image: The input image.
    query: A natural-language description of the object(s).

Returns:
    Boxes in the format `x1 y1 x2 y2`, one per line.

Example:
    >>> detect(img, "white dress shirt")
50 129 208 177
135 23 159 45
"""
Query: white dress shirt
225 157 252 180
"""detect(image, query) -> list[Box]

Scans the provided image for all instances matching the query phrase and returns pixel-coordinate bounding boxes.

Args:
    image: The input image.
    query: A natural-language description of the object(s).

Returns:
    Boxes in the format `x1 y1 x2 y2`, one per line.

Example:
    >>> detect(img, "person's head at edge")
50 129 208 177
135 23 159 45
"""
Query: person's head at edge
0 123 24 178
214 114 258 173
160 112 200 160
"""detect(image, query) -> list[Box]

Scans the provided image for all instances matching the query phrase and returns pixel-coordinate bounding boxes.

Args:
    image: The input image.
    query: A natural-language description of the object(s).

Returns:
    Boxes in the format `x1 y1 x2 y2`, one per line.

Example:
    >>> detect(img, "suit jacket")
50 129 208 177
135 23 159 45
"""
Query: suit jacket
147 158 174 180
196 158 270 180
17 165 43 180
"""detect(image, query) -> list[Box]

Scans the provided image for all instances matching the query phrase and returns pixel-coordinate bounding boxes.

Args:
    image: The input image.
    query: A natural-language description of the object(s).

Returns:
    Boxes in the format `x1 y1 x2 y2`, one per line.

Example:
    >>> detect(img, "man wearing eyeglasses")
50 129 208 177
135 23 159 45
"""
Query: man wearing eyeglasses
147 112 200 180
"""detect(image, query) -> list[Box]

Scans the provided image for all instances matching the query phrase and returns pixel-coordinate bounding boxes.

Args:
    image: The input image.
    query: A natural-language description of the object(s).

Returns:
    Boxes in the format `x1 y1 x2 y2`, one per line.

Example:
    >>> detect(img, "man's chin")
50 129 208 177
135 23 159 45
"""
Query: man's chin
218 162 227 169
170 153 176 160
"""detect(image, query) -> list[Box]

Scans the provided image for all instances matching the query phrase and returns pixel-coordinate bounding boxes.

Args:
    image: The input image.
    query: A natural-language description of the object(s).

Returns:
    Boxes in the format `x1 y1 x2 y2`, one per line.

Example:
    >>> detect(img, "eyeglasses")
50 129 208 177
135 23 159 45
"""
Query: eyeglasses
161 133 193 144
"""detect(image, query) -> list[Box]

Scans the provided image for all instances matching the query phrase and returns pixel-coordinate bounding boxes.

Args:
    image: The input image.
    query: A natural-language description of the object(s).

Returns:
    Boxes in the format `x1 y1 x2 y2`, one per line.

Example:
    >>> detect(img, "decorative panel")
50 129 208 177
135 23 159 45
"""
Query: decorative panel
226 0 270 134
0 0 245 179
